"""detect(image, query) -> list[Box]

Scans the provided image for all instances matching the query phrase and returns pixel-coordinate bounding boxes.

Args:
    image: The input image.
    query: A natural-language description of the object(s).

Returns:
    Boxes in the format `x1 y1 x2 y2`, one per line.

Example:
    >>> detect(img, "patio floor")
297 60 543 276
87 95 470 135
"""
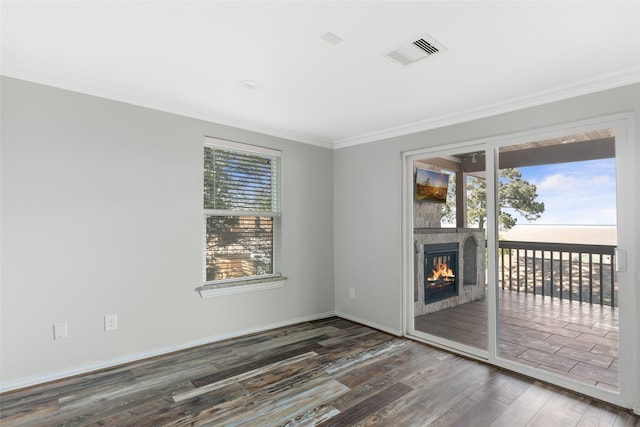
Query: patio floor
414 288 619 390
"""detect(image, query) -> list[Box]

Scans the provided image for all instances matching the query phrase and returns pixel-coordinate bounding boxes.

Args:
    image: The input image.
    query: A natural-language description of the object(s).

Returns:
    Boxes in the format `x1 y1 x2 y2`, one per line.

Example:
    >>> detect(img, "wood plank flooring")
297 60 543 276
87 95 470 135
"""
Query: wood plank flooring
415 289 619 389
1 317 638 426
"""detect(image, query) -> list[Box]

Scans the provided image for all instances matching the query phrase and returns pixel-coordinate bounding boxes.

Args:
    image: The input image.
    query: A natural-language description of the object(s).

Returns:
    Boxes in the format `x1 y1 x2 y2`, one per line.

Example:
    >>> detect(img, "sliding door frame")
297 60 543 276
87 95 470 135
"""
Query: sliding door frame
402 142 490 361
401 112 637 411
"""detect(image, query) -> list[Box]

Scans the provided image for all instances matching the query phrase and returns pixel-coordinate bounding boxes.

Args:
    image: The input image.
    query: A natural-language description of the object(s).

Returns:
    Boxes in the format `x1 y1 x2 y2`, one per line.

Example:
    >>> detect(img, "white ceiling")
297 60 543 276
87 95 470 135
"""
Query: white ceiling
2 1 639 149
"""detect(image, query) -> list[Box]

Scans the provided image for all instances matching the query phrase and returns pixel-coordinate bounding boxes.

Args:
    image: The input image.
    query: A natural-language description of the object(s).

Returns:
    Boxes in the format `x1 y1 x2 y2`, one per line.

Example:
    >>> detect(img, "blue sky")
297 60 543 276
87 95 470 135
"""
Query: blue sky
516 158 617 225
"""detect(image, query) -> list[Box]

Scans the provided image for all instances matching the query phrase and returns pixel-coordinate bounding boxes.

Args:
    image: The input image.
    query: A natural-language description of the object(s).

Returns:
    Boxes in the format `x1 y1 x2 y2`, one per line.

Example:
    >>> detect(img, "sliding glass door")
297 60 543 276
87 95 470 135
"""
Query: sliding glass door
403 115 635 408
409 147 488 355
495 130 619 391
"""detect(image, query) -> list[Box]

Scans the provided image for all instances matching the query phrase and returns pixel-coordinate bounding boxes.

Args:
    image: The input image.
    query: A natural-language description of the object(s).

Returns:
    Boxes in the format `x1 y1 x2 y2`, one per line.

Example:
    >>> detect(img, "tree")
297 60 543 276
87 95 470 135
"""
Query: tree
204 146 278 280
442 168 544 231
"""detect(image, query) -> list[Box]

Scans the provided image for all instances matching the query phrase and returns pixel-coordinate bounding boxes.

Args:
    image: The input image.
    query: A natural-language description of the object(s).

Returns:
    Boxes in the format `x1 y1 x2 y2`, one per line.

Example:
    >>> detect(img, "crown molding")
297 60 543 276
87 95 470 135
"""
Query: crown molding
3 64 638 152
0 64 334 149
332 67 640 150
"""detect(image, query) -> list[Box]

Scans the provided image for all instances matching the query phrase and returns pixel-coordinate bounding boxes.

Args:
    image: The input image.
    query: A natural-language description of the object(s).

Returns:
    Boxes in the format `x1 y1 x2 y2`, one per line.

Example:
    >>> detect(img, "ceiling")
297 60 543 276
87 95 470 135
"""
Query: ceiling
2 1 639 149
421 129 616 178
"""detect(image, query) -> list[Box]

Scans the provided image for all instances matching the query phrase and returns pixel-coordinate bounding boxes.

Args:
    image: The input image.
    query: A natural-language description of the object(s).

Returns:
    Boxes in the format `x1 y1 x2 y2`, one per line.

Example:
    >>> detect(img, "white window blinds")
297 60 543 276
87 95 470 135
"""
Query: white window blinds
203 139 281 283
204 144 281 214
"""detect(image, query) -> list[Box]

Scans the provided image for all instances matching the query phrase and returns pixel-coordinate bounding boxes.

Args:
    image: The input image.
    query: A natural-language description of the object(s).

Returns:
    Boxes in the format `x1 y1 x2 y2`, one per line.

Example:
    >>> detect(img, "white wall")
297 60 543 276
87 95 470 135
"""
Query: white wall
2 76 638 409
0 77 335 389
334 82 639 332
334 83 640 407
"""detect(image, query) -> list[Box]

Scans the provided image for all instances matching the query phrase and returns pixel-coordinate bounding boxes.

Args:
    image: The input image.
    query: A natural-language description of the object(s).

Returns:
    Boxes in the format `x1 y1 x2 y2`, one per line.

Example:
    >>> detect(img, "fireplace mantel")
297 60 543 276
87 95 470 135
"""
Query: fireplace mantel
414 227 481 234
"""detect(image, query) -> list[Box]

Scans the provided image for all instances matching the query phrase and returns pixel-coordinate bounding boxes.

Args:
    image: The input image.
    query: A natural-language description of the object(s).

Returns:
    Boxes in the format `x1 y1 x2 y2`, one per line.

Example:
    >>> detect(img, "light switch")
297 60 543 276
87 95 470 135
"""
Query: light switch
54 322 68 340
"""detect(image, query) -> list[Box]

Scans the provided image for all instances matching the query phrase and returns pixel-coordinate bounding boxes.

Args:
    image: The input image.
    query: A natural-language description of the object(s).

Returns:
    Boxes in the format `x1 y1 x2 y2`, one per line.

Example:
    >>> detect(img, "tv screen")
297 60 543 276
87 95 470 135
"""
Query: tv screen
415 168 449 203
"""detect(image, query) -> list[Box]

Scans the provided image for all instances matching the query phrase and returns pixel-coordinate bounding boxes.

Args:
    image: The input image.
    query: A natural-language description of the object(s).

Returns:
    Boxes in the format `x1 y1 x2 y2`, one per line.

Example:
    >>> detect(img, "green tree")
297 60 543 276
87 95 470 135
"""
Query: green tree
442 168 544 231
204 147 277 280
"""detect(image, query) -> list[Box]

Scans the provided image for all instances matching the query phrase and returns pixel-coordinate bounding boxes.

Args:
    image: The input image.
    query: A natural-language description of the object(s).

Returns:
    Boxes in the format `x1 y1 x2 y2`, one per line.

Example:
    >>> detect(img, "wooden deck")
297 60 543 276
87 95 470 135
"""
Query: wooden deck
415 289 619 390
1 317 636 426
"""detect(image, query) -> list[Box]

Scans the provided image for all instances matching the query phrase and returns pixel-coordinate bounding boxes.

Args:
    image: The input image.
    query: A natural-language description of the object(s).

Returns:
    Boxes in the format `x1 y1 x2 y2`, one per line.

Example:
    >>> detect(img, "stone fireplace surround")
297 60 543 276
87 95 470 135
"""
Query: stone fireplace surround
414 228 486 315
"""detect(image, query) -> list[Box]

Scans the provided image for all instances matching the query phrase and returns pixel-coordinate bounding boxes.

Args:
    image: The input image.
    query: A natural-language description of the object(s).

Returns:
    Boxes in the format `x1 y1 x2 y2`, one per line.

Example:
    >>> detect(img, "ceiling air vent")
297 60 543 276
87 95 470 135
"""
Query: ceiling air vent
387 33 447 67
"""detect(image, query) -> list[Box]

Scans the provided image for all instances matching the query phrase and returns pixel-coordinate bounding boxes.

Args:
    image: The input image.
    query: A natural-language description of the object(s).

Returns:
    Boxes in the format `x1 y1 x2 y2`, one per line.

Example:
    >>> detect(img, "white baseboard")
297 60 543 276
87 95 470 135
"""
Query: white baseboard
0 311 335 394
334 311 403 337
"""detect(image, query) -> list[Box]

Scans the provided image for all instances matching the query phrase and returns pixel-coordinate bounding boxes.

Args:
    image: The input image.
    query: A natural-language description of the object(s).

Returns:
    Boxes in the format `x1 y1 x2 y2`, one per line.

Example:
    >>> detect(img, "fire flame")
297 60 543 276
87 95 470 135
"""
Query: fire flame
428 263 454 281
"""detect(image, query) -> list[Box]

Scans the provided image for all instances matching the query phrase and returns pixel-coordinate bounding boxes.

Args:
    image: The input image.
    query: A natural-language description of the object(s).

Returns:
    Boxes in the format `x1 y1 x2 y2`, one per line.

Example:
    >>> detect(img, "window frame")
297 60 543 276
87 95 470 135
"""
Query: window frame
198 137 285 298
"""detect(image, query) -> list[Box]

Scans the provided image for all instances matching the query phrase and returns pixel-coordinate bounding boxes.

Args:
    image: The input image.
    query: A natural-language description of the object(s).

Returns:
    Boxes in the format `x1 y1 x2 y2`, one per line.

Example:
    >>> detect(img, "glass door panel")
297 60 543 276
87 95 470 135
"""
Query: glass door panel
496 129 619 391
411 150 488 352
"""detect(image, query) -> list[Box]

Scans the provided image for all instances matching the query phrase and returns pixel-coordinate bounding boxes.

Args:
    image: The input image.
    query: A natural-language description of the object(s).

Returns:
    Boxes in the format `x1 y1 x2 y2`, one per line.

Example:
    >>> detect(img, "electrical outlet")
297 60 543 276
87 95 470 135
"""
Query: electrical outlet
54 322 68 340
349 288 356 299
105 314 118 331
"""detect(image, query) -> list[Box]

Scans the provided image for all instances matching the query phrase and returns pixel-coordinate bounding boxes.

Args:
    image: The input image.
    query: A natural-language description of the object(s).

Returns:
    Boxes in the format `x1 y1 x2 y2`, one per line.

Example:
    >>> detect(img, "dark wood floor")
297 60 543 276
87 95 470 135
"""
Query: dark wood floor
415 289 619 390
1 317 638 426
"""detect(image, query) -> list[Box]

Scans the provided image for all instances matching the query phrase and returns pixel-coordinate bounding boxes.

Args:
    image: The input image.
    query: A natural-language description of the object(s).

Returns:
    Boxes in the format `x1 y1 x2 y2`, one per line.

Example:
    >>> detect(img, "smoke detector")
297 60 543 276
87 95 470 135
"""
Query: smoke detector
387 33 447 67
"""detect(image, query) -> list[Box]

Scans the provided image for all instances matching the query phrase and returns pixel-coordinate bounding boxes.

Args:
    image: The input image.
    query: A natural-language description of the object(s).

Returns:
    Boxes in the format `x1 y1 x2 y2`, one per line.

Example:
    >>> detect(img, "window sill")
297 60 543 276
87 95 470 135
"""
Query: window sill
196 276 287 298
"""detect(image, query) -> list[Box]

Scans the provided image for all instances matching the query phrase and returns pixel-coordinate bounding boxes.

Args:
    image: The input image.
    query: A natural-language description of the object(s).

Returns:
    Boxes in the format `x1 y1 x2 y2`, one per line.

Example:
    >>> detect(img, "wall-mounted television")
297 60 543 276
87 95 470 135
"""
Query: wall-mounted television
415 168 449 203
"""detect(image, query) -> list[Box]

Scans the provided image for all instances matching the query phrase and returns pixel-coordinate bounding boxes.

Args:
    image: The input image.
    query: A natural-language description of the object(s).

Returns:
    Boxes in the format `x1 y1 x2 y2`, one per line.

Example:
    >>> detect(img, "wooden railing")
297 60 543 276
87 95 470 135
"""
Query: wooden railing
498 240 617 307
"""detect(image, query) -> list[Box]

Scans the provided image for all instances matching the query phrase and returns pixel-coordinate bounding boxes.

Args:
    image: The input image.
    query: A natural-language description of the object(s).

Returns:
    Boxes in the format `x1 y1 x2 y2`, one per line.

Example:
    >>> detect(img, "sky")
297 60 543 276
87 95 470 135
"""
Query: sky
516 158 617 226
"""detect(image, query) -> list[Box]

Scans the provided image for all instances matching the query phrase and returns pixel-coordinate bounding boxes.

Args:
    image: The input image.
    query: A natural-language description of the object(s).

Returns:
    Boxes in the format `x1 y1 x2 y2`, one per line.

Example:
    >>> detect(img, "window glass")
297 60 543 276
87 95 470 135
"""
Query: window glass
203 140 281 283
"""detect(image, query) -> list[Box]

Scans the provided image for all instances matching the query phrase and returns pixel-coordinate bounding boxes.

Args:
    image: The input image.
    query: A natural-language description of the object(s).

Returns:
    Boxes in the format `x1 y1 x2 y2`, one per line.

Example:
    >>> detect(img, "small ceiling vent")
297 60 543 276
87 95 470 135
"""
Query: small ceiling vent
387 33 447 67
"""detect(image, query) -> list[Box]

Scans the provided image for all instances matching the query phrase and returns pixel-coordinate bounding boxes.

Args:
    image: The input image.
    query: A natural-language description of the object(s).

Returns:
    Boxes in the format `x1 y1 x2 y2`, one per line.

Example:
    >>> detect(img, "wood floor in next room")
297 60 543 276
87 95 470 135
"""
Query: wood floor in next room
415 289 620 390
0 317 638 426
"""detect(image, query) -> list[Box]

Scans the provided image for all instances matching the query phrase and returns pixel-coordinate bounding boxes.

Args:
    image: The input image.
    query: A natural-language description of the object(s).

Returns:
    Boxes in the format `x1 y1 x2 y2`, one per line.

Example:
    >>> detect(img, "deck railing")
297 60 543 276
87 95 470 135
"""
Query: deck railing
498 240 617 307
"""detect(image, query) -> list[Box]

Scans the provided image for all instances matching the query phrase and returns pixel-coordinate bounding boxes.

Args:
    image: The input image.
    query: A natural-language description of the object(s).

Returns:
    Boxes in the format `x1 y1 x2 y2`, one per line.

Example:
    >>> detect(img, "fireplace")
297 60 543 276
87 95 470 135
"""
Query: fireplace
415 228 484 315
424 243 458 304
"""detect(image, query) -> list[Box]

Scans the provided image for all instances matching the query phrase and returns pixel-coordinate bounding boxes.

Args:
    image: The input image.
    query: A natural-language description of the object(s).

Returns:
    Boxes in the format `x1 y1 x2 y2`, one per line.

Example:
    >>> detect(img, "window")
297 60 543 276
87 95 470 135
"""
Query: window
202 138 282 290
